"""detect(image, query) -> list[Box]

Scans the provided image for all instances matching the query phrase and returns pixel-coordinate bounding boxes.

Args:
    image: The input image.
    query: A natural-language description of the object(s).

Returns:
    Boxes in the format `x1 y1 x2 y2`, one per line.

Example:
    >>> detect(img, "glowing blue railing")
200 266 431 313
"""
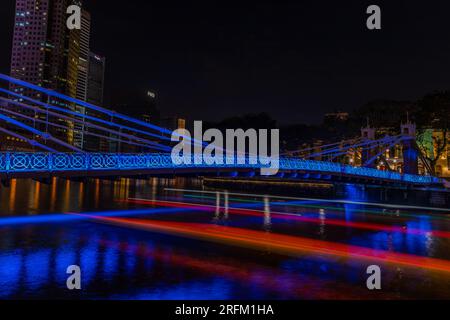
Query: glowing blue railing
0 152 440 185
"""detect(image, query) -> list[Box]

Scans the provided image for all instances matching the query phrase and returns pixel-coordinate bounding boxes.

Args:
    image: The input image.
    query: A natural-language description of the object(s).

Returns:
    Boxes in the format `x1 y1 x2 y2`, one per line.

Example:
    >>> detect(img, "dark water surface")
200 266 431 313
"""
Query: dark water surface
0 178 449 299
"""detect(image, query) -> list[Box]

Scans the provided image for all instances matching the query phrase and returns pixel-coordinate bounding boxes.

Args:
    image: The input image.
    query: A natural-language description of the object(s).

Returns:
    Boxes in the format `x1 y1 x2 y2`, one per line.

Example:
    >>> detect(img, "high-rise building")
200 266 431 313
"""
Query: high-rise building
7 0 102 151
75 10 91 101
10 1 47 86
8 0 58 149
9 0 50 113
10 0 82 95
82 52 107 152
87 52 105 105
72 9 91 149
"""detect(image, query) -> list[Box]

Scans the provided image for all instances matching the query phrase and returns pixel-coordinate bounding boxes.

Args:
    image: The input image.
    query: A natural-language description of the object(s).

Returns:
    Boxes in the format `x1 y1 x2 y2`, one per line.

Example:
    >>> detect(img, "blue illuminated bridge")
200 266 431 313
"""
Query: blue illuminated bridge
0 152 441 186
0 73 443 188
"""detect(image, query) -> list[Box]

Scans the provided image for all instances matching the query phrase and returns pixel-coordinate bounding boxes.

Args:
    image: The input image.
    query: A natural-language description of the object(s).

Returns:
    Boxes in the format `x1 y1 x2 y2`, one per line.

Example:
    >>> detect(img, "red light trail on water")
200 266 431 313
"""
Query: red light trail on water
123 198 450 240
76 212 450 274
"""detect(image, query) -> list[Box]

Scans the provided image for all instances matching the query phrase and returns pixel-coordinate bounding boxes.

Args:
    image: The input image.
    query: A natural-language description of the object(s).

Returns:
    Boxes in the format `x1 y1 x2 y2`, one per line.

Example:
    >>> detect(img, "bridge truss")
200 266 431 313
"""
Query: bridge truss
0 74 442 187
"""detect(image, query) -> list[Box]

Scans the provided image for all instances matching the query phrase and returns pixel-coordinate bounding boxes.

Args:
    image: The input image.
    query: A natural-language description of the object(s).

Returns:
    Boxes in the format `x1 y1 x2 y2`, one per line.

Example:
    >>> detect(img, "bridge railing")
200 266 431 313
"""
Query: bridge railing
279 158 439 184
0 152 441 185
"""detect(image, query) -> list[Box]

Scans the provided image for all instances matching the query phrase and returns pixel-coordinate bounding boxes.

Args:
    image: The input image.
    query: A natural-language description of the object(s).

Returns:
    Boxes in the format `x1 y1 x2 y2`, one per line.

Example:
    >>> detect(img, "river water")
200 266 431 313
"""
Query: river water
0 178 449 299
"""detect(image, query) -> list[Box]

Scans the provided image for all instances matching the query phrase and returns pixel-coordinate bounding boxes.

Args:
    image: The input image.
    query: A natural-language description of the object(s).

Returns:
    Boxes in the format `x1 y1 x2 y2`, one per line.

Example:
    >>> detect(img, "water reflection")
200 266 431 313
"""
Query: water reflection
0 179 449 299
0 224 393 299
223 191 229 219
9 179 16 212
213 192 220 222
263 197 271 231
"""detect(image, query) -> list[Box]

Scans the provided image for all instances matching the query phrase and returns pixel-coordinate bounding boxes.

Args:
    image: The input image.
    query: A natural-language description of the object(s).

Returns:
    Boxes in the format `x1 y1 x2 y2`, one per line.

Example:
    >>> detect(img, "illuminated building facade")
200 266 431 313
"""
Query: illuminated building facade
160 117 186 132
10 0 49 98
87 53 105 105
72 9 91 149
5 0 96 151
303 123 450 178
75 10 90 101
7 0 52 148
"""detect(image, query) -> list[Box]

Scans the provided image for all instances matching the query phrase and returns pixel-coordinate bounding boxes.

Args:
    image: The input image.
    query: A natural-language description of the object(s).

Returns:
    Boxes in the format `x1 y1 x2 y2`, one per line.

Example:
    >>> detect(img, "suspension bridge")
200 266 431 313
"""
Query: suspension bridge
0 73 443 188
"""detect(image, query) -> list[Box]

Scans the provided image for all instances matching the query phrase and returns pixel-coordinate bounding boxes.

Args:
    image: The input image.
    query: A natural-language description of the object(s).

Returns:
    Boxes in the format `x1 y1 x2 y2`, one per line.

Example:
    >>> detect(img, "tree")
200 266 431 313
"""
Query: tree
415 91 450 174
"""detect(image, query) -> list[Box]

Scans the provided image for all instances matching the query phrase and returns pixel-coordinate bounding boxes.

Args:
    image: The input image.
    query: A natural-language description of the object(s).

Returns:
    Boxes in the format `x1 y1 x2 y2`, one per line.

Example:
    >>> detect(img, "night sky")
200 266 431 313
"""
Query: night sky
2 0 450 124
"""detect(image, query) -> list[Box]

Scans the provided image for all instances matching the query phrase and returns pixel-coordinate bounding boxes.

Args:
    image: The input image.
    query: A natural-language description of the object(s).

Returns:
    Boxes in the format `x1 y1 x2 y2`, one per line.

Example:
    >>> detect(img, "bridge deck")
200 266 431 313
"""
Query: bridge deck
0 152 441 187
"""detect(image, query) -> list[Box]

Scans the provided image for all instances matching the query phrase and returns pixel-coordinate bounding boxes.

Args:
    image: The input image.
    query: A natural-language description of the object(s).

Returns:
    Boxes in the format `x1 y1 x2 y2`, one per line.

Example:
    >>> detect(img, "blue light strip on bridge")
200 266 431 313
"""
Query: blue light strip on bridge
0 98 170 152
0 152 440 185
0 74 207 148
0 74 174 136
0 112 49 138
0 89 173 149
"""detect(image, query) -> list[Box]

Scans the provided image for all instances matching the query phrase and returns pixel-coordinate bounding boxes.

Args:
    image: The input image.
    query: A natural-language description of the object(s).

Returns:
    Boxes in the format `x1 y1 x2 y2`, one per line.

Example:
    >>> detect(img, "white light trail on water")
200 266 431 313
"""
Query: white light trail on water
163 188 450 213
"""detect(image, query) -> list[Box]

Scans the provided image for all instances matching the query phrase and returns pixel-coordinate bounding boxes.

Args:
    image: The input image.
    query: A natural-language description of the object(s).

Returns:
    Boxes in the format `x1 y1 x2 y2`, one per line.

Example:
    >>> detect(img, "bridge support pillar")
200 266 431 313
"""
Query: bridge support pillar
313 141 324 161
401 122 418 175
361 126 376 168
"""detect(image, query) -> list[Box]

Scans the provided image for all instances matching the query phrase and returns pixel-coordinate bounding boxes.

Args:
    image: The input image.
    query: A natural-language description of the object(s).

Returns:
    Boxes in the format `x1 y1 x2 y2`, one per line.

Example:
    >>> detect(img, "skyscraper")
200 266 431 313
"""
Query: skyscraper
7 0 96 150
82 52 107 152
7 0 61 150
10 0 83 96
72 9 91 149
75 10 91 101
10 0 50 102
87 52 105 105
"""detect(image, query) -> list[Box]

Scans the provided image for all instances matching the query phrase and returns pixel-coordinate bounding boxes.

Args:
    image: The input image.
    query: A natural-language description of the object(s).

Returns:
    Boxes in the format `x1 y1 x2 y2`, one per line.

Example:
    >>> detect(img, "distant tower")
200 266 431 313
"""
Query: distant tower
361 125 376 168
401 121 418 174
75 10 92 102
73 10 92 150
83 52 107 152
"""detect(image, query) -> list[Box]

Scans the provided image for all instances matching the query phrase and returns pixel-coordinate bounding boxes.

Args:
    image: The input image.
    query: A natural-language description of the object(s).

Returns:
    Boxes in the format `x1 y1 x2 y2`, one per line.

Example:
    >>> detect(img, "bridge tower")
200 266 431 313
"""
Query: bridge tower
361 126 376 168
401 121 419 175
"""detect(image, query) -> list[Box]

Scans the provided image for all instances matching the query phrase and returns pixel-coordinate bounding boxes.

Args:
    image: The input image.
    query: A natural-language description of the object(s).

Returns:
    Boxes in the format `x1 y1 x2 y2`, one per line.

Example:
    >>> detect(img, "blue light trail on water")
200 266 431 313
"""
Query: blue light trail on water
0 207 190 227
